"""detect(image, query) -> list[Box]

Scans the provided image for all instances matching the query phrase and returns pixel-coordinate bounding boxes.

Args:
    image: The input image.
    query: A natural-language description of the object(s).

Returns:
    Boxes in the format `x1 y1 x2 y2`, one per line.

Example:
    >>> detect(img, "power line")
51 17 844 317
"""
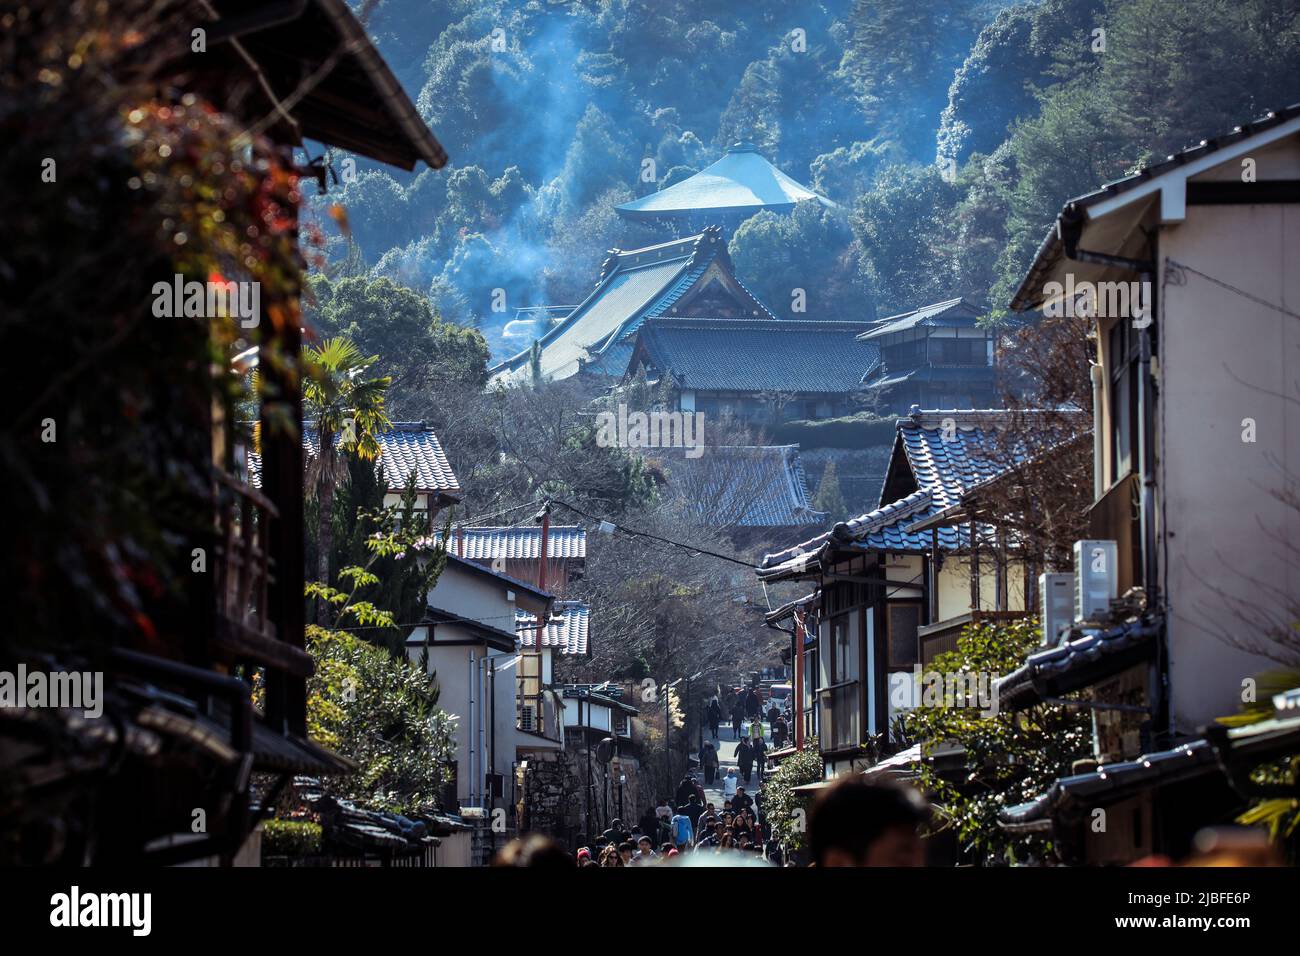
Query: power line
548 496 759 569
1166 257 1300 320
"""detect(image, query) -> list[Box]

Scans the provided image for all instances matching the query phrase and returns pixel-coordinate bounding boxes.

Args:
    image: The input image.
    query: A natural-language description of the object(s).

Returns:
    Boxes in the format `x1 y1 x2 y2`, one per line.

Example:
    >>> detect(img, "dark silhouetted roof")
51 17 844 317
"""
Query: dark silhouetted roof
630 317 880 393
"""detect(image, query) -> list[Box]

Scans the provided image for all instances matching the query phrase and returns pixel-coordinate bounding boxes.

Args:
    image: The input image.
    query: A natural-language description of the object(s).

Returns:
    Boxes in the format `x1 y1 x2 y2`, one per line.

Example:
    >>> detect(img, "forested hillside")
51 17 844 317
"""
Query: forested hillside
312 0 1300 359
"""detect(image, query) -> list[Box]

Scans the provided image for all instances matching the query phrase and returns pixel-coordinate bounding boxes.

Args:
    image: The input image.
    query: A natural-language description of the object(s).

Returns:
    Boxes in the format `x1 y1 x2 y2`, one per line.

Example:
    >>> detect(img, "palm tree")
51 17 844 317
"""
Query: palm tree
302 337 391 624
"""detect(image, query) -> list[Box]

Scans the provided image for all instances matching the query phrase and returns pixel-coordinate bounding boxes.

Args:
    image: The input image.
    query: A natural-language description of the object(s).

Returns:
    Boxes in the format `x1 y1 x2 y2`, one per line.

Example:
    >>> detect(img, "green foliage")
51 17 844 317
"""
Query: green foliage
305 626 455 815
904 619 1092 863
261 820 322 857
811 460 848 517
764 740 824 853
729 202 863 319
306 274 489 420
1218 668 1300 856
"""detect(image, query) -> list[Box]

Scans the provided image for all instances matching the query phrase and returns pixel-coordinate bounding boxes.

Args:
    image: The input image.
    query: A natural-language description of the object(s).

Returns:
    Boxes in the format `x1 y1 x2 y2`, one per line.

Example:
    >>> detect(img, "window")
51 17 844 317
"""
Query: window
931 337 985 366
829 615 855 683
887 603 922 668
1108 321 1138 484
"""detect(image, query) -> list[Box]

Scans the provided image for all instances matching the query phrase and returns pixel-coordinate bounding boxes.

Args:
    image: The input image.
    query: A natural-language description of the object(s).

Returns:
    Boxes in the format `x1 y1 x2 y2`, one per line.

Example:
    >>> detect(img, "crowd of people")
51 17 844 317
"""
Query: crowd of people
491 773 930 868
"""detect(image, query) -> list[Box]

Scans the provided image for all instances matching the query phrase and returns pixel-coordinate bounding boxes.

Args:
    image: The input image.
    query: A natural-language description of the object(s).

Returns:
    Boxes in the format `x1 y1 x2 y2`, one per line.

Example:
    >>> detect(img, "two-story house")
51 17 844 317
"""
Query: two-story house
994 104 1300 863
859 298 999 412
757 409 1039 777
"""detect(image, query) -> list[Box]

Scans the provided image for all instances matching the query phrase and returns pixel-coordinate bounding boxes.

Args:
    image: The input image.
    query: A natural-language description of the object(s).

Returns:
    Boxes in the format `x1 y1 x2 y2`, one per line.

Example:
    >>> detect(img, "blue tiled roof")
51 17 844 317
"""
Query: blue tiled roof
246 421 461 498
436 525 587 561
616 143 834 220
517 601 590 655
630 317 881 393
489 228 775 384
666 445 827 528
758 410 1016 577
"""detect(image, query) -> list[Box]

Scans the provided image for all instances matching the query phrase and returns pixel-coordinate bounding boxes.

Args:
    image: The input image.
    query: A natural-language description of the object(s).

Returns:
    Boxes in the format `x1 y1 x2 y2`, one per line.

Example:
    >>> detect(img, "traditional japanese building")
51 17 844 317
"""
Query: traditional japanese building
489 227 775 385
615 142 835 235
661 444 827 536
625 316 881 422
859 298 999 411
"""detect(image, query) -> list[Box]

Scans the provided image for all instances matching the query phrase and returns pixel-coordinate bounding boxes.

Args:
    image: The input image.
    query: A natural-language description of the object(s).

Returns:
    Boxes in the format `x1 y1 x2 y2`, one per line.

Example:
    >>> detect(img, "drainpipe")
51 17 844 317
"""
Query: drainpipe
473 647 483 811
1090 363 1105 502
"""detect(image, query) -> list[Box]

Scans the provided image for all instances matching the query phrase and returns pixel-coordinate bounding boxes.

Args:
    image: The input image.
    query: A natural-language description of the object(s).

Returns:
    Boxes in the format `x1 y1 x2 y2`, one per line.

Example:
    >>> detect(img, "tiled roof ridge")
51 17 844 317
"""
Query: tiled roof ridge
835 488 933 540
877 296 970 323
641 316 874 330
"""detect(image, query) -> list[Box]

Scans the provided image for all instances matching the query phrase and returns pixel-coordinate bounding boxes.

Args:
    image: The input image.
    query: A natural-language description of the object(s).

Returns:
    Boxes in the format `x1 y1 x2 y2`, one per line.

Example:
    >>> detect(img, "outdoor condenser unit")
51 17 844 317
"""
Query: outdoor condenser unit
1039 573 1073 646
1073 539 1118 622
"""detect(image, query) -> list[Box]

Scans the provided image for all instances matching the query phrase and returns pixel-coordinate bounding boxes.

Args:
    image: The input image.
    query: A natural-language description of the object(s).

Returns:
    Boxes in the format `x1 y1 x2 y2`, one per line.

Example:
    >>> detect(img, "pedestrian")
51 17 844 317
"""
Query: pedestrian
632 835 657 864
722 767 738 800
707 696 722 740
737 736 753 784
730 700 744 740
677 792 705 833
675 773 696 809
617 842 635 866
733 786 754 815
767 701 780 724
670 805 694 850
753 734 768 782
700 738 719 786
693 777 707 806
744 686 761 722
639 805 660 845
807 777 929 867
600 818 629 846
772 714 789 749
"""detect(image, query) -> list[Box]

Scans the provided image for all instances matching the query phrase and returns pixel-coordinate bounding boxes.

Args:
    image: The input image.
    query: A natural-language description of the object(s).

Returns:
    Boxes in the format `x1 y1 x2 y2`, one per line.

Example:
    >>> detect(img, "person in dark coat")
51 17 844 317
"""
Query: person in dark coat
674 774 697 809
730 700 744 740
752 734 768 782
772 714 789 749
744 688 762 720
737 736 754 784
700 739 719 786
706 697 722 740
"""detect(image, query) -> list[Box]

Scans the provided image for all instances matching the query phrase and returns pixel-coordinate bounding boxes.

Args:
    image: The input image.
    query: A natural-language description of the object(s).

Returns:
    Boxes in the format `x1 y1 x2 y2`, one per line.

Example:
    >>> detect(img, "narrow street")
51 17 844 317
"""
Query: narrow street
701 718 768 809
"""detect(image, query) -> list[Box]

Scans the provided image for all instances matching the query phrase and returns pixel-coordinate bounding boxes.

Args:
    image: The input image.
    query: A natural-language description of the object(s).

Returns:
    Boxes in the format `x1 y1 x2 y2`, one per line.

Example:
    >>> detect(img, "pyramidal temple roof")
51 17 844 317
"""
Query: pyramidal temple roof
615 143 834 221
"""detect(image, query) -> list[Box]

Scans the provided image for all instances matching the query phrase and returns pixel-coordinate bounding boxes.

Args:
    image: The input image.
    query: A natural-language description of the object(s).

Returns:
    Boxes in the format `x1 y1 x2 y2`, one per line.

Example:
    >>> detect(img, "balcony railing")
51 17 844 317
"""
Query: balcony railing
212 469 312 677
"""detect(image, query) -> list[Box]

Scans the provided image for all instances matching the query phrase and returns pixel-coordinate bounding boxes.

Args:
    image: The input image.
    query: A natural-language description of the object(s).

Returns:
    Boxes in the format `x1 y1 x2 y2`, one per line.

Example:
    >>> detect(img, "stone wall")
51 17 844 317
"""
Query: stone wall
519 749 653 849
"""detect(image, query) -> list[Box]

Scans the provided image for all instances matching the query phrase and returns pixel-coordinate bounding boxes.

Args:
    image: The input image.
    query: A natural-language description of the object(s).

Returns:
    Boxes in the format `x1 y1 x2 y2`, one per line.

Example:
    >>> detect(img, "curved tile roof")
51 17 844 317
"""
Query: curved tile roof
516 601 590 655
438 526 587 561
245 421 461 497
631 317 880 393
616 143 834 219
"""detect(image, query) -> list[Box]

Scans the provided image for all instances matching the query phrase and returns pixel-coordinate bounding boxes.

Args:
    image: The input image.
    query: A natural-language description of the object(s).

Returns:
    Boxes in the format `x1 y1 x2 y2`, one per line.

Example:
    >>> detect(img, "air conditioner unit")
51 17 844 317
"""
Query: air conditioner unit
1039 573 1073 646
1073 539 1118 622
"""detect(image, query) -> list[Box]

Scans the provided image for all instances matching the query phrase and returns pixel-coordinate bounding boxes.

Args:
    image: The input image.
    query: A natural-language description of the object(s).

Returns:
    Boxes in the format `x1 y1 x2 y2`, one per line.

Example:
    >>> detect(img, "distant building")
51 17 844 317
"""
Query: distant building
858 298 998 411
489 227 775 385
246 420 463 529
625 316 881 422
615 142 834 235
661 444 827 533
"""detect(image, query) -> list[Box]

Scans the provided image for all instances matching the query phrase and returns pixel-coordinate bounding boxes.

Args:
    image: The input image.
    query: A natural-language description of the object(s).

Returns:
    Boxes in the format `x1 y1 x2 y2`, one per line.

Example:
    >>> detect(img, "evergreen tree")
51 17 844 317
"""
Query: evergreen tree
812 460 848 518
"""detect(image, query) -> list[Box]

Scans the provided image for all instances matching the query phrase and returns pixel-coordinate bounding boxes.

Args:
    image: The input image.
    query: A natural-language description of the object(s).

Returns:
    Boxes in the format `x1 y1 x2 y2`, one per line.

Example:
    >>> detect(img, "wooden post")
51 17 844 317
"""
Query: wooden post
793 609 806 750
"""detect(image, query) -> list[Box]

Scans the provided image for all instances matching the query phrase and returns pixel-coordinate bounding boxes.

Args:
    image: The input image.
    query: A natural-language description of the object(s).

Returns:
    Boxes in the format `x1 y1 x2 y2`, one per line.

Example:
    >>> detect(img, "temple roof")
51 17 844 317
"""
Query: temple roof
616 143 834 220
858 298 987 340
629 316 880 393
489 227 775 384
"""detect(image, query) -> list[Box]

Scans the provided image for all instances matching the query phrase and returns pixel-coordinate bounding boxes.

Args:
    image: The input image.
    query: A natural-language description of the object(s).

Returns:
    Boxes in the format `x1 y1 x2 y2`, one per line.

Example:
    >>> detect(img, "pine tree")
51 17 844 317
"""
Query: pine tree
812 460 848 518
